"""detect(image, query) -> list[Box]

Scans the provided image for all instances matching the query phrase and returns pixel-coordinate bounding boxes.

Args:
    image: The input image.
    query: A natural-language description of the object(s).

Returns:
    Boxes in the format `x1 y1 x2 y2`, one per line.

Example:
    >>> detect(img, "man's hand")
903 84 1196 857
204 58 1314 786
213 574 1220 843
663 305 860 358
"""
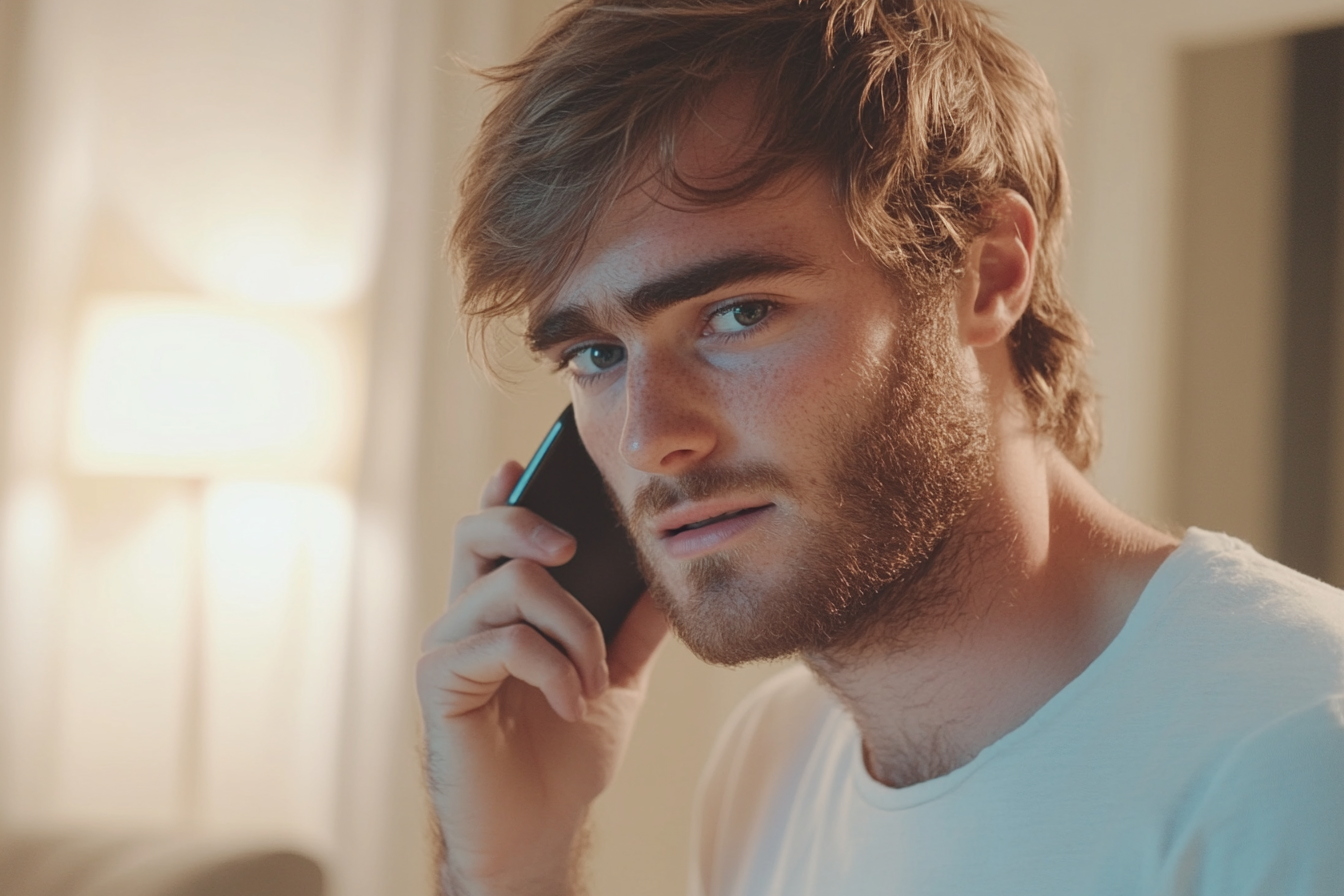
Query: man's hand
417 461 669 896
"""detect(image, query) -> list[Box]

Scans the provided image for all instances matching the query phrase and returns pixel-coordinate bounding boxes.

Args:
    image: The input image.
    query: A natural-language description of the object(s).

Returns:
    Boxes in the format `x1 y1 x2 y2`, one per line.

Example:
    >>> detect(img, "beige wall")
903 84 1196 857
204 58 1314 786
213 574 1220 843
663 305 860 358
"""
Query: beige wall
1170 39 1288 556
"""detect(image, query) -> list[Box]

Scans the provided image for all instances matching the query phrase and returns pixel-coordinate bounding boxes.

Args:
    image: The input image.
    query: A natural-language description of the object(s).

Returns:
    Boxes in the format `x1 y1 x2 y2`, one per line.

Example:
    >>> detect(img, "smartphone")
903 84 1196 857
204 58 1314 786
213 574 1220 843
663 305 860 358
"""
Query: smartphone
508 404 646 643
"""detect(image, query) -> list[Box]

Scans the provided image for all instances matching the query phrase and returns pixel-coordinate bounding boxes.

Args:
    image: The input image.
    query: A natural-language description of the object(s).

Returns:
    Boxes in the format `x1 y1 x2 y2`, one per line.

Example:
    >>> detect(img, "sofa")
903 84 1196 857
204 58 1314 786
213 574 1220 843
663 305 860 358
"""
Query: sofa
0 831 323 896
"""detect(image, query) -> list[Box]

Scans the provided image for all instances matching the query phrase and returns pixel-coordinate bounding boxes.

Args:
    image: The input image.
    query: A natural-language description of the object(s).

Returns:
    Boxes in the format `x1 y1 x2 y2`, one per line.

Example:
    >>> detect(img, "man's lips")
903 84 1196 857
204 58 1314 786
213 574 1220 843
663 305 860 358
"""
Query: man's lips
668 506 764 535
653 499 776 539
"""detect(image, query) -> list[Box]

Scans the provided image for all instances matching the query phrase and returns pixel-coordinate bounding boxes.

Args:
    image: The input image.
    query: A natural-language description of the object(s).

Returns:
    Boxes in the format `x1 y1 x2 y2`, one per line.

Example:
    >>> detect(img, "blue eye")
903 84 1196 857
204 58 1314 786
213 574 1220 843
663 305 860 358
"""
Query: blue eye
706 300 774 335
565 343 626 376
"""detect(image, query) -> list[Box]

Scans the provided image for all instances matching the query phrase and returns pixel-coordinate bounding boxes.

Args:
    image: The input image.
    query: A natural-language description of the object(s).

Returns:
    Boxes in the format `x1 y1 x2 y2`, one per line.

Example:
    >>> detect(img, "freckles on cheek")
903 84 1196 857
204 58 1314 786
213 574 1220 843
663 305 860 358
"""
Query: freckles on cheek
821 321 901 394
744 323 892 440
755 323 862 399
721 355 830 449
575 402 628 482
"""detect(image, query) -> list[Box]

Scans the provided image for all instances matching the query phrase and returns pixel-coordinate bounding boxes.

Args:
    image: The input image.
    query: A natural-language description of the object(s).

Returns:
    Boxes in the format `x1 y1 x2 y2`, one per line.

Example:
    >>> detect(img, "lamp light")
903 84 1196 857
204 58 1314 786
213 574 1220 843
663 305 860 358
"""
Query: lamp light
60 292 361 824
66 294 359 480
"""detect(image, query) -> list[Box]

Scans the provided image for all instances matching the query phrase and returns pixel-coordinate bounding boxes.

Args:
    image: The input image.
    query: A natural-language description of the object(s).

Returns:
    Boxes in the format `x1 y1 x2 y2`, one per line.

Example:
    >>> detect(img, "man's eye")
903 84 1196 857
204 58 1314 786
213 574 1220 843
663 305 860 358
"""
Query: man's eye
706 300 774 335
565 343 626 376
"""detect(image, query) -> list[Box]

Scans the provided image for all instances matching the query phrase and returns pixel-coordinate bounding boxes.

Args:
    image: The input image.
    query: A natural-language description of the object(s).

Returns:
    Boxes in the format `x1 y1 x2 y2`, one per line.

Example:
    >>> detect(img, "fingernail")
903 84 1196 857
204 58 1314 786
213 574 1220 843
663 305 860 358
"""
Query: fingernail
533 524 572 554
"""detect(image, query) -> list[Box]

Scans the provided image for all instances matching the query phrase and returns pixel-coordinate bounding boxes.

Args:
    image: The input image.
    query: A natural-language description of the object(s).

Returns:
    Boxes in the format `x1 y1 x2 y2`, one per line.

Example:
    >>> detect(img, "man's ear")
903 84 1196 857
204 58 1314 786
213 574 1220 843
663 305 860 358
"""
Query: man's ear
955 191 1037 349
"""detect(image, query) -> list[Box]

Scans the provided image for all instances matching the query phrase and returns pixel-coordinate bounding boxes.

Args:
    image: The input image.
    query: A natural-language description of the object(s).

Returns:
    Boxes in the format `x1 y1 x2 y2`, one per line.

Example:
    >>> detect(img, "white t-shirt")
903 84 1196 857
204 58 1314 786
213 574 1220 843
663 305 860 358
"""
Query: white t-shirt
690 529 1344 896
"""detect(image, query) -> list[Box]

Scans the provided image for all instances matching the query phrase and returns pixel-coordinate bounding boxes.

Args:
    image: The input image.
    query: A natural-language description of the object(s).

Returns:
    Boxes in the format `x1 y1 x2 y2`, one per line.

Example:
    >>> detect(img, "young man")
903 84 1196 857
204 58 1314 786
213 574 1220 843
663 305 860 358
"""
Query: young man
417 1 1344 893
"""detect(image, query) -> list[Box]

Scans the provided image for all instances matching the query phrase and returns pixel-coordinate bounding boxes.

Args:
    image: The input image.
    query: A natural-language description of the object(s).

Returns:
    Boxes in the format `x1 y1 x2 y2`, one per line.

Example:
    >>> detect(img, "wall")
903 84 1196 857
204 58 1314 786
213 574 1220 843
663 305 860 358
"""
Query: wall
1170 38 1287 556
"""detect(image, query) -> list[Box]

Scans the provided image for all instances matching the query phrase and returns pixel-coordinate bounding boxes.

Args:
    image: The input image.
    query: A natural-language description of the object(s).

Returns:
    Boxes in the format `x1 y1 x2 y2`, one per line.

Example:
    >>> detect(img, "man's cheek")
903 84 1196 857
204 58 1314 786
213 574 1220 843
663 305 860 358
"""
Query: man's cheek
574 404 635 500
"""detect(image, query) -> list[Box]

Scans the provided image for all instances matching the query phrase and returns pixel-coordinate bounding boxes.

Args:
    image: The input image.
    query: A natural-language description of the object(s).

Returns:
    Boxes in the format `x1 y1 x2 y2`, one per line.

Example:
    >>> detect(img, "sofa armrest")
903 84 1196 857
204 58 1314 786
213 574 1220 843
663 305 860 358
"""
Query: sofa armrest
0 831 324 896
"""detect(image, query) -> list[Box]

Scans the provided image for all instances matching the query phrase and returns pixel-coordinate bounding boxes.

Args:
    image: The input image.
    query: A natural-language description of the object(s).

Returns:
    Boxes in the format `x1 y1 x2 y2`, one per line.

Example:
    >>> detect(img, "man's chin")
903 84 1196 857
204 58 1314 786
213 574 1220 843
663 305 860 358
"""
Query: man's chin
663 610 802 667
645 556 814 667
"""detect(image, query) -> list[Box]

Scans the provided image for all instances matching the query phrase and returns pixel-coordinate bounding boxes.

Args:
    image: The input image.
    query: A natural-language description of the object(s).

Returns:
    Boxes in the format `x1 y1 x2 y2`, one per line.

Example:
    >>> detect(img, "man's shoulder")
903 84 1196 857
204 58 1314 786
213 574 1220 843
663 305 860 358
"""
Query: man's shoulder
700 664 840 787
1206 693 1344 818
1158 694 1344 894
1163 528 1344 607
1083 528 1344 763
690 664 846 896
1144 527 1344 652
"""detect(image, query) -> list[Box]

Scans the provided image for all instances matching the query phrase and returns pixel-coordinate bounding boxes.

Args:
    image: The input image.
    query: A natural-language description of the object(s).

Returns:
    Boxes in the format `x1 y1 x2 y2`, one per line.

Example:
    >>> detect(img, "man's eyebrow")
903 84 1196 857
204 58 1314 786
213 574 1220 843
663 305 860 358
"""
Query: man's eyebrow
527 251 818 352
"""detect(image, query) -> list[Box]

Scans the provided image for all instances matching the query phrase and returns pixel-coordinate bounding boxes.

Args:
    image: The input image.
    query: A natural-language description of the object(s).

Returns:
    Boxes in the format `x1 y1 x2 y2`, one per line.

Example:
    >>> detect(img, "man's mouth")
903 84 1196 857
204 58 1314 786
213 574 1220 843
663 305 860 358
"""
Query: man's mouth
664 504 773 537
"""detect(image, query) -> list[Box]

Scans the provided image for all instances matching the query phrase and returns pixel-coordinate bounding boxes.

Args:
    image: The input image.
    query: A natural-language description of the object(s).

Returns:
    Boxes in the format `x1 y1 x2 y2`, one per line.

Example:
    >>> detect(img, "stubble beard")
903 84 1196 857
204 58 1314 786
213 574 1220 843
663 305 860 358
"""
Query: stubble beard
625 297 995 666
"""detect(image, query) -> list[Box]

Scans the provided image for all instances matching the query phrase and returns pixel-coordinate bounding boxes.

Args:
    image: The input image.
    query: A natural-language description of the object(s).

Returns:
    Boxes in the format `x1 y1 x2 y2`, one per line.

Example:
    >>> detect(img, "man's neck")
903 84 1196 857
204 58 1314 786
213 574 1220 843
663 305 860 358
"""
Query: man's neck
803 446 1178 790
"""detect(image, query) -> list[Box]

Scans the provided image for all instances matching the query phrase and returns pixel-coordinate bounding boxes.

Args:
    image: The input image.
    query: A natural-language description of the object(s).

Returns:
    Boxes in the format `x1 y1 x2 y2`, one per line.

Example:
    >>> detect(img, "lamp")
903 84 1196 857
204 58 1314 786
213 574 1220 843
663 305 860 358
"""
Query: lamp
61 292 360 826
66 294 358 480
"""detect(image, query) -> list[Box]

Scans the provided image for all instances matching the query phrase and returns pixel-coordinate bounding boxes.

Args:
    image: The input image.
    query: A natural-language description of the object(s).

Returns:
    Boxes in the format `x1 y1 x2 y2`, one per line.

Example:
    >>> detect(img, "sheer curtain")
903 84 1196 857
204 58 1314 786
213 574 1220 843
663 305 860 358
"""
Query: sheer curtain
0 1 439 894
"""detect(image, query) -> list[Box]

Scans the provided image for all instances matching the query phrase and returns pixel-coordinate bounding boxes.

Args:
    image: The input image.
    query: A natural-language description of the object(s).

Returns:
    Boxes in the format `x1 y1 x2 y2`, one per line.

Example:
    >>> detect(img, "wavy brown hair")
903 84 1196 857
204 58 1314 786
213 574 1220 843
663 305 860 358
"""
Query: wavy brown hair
451 0 1099 469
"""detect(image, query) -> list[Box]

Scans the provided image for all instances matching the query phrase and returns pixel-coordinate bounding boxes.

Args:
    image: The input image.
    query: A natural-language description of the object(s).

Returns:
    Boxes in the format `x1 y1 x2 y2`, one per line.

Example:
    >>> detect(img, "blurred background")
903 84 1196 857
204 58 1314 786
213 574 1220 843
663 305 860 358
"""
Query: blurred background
0 0 1343 894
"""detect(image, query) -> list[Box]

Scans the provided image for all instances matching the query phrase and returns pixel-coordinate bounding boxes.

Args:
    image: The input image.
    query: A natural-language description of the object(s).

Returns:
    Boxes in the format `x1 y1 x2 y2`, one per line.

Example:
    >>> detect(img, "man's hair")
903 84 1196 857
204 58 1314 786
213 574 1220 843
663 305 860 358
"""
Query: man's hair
451 0 1100 470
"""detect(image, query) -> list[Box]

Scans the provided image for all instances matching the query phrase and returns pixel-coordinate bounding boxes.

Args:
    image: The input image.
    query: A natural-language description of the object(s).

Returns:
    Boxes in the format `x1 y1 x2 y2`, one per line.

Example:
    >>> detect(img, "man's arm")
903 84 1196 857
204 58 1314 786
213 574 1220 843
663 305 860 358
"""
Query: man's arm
1157 694 1344 895
417 461 668 896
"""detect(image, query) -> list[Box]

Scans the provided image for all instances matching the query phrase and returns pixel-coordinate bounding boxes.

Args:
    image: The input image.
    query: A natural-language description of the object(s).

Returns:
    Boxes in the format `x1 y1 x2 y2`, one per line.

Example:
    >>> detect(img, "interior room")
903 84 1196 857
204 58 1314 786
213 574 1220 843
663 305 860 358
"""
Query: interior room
0 0 1341 893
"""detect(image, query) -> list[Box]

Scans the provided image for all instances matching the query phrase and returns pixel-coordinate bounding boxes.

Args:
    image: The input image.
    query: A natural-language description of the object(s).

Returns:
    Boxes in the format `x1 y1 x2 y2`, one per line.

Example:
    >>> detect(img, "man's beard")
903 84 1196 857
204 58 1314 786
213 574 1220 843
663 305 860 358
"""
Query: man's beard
623 296 993 666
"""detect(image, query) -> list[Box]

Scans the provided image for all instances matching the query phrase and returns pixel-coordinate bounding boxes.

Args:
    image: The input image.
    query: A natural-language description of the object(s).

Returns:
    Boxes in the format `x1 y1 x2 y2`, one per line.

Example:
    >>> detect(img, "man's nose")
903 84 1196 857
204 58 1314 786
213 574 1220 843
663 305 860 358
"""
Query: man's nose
619 353 718 475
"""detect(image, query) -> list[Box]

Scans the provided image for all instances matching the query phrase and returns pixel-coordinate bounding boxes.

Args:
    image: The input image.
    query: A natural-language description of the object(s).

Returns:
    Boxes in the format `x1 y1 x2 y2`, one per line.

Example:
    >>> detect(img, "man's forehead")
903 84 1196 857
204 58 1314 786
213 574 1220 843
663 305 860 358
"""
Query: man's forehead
520 80 842 351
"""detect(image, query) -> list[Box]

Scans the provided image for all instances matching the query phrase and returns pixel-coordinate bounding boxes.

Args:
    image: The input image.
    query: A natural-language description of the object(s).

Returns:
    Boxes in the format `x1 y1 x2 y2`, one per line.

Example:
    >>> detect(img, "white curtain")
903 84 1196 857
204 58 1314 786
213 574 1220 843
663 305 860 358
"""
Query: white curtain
0 1 423 894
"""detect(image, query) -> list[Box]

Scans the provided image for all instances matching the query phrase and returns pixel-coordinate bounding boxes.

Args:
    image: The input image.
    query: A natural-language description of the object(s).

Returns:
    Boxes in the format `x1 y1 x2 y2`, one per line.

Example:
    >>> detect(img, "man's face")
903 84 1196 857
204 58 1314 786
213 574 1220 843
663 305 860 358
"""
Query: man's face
533 167 992 664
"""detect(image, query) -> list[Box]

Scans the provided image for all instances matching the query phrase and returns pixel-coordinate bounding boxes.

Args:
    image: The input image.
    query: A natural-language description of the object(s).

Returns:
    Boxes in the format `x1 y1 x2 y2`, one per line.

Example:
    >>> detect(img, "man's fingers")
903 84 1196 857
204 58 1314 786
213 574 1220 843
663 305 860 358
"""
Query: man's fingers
607 593 669 689
450 506 577 599
417 624 587 723
426 559 609 698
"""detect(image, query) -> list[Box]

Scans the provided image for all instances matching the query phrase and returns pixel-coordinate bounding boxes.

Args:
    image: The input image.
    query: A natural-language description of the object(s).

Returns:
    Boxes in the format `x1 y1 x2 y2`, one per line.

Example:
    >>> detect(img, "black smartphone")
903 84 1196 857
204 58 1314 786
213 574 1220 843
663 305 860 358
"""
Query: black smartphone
508 404 646 643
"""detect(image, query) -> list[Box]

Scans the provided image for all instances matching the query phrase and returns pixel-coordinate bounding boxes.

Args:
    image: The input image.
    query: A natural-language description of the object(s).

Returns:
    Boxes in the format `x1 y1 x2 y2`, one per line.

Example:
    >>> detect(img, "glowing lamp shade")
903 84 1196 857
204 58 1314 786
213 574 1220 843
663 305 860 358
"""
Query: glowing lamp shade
67 296 359 479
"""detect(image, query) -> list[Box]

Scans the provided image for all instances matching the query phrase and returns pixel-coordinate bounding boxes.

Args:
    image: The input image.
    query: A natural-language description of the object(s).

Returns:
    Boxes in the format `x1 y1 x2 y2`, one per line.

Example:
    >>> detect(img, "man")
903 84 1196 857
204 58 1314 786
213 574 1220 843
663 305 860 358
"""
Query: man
417 1 1344 893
